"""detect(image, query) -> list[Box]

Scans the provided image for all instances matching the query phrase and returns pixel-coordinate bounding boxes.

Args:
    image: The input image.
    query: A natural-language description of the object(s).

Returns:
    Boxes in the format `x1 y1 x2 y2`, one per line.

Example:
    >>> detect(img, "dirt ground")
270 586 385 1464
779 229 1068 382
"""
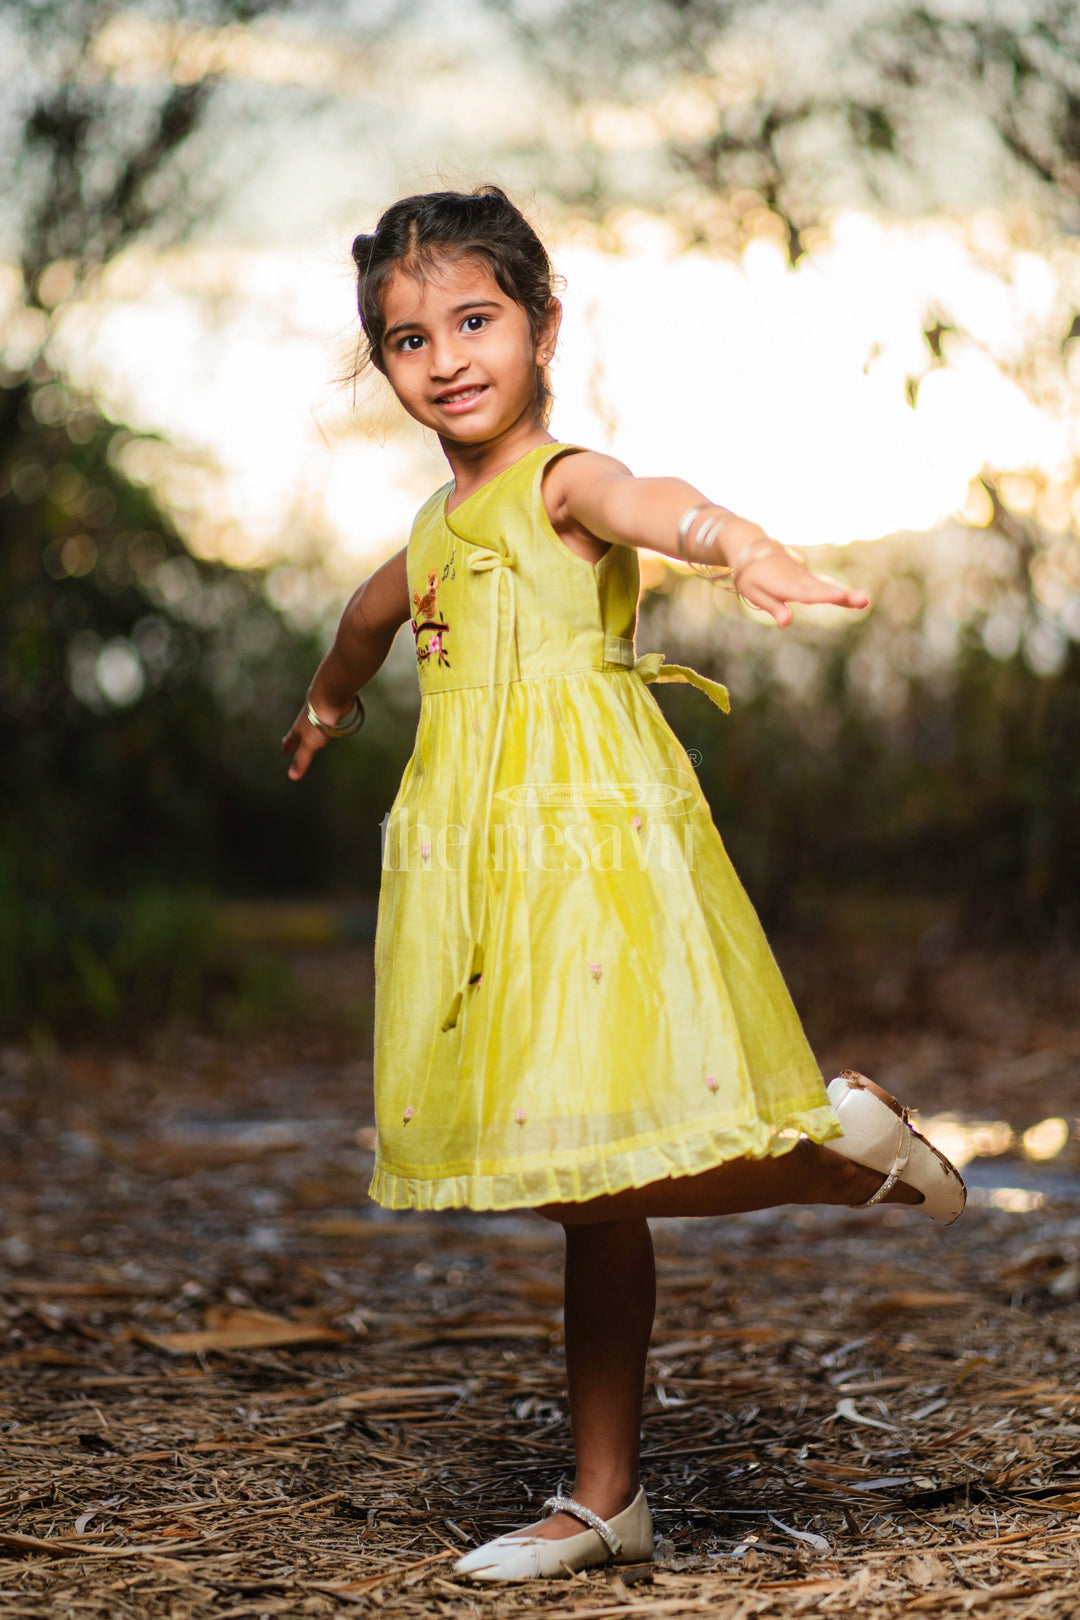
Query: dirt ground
3 942 1080 1619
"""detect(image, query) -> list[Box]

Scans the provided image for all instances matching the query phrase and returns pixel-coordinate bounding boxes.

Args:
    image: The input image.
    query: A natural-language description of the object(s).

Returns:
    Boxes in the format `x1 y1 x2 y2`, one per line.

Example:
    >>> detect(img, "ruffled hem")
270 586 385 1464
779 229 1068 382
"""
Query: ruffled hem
366 1102 843 1212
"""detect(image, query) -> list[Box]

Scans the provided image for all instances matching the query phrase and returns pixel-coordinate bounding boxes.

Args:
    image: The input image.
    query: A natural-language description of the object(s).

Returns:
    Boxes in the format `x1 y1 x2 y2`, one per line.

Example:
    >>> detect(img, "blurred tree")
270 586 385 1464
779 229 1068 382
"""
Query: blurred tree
4 0 286 314
488 0 1080 261
638 479 1080 945
0 0 419 1033
6 0 1080 1037
2 368 314 893
485 0 1080 942
0 363 417 1032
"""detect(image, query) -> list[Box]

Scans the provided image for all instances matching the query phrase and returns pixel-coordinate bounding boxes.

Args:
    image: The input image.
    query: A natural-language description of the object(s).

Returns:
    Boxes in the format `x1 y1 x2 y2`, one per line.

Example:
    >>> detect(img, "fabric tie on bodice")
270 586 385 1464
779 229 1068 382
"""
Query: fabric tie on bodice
438 553 732 1034
440 543 518 1032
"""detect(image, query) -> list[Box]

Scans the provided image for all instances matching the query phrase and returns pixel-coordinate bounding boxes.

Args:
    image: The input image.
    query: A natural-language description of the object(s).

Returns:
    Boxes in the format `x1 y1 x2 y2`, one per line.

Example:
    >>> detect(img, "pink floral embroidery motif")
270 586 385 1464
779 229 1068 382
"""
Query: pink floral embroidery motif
589 962 602 979
411 569 451 668
631 815 642 829
705 1075 718 1092
420 842 431 860
515 1108 527 1123
404 1106 414 1121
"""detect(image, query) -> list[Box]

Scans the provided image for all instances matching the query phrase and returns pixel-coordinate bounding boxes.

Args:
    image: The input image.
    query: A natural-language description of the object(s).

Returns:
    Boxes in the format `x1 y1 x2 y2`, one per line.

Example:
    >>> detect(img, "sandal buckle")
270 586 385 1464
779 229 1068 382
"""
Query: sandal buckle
542 1494 623 1558
850 1106 913 1210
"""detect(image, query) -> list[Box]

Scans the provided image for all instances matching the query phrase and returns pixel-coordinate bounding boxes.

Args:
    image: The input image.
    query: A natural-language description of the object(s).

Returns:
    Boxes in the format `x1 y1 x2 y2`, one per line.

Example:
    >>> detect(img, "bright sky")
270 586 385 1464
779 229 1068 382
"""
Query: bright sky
6 3 1077 590
31 203 1074 587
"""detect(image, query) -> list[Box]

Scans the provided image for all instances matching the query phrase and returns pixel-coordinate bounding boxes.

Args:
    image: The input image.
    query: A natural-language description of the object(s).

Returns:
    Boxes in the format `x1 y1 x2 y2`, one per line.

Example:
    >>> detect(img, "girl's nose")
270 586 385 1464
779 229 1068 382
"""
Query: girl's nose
429 332 468 379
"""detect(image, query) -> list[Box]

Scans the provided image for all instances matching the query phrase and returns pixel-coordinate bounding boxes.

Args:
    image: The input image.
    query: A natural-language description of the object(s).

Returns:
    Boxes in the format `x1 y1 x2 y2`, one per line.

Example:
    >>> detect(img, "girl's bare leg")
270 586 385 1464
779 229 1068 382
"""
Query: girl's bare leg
533 1217 655 1543
543 1136 922 1226
530 1123 922 1541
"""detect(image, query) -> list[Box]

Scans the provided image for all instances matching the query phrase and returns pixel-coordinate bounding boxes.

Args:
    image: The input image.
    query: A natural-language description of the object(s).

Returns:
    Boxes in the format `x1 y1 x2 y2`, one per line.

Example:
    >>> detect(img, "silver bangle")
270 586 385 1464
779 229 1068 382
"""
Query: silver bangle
695 512 737 555
676 504 710 561
305 691 365 737
676 504 739 581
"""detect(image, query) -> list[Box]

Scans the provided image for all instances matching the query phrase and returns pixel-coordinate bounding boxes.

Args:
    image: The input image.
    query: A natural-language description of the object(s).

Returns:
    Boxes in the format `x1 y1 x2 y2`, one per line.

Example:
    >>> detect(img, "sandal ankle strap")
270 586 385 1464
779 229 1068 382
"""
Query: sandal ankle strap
542 1494 623 1558
850 1103 913 1209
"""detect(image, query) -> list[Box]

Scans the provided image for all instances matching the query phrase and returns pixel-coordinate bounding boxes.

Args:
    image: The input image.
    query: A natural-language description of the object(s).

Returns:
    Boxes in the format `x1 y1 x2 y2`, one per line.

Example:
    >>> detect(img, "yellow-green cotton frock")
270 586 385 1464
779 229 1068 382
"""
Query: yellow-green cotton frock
369 442 841 1211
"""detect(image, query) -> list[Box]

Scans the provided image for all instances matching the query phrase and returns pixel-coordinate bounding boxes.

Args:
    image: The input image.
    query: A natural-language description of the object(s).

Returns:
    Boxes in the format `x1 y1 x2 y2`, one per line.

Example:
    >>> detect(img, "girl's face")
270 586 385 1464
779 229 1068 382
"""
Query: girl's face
378 255 556 445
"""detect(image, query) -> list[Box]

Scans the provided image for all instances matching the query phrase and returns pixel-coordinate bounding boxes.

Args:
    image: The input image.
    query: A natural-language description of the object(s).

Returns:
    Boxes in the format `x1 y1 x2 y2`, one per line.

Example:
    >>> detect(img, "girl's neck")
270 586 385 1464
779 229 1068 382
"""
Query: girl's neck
442 416 555 512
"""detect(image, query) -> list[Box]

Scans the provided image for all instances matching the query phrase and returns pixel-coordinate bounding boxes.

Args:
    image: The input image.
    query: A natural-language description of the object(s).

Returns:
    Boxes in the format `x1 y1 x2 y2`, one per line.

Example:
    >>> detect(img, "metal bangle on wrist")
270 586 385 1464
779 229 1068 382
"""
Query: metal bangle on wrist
676 504 709 561
675 503 739 581
305 691 366 738
675 505 789 593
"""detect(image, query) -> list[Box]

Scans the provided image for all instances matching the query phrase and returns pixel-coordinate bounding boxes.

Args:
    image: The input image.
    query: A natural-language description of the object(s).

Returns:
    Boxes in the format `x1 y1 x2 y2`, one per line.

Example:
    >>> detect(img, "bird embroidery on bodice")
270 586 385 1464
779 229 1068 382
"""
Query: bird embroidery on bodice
411 566 451 668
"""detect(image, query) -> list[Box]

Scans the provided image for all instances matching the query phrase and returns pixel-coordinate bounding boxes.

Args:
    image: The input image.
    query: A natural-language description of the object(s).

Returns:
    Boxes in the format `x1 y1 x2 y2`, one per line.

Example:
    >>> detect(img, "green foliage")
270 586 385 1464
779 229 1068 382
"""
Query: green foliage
0 863 299 1037
0 364 418 901
642 517 1080 942
0 363 418 1035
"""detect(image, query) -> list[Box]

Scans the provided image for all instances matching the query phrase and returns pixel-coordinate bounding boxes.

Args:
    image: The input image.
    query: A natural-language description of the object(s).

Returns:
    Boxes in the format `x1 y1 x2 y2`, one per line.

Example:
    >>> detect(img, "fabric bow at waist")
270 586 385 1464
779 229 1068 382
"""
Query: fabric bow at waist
632 651 730 714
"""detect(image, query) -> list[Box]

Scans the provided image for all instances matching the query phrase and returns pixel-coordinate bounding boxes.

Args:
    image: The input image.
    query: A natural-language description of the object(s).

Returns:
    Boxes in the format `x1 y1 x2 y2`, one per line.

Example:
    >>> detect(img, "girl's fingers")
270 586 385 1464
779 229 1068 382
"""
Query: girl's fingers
736 557 870 619
281 712 331 779
288 735 323 781
281 709 308 756
738 583 790 626
798 572 870 608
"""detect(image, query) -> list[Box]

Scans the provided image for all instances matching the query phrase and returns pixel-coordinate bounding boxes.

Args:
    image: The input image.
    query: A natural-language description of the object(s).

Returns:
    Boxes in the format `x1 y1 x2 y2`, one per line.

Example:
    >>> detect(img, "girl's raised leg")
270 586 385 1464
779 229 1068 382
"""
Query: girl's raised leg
541 1136 922 1227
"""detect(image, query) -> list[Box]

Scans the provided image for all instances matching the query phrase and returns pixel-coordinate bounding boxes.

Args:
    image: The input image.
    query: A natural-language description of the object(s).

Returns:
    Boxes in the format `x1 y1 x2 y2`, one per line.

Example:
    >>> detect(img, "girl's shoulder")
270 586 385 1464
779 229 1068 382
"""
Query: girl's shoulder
411 443 629 534
541 444 629 487
540 444 632 523
411 479 453 530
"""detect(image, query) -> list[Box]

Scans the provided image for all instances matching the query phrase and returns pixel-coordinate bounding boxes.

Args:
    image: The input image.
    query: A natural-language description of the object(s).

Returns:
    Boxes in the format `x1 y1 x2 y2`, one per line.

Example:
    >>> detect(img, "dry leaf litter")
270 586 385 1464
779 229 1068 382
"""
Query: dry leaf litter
2 943 1080 1618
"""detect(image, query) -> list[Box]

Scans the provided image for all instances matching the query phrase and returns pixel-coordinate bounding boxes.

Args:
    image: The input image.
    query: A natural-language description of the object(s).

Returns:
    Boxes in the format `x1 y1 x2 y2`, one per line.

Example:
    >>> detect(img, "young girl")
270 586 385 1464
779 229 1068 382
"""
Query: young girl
282 185 965 1583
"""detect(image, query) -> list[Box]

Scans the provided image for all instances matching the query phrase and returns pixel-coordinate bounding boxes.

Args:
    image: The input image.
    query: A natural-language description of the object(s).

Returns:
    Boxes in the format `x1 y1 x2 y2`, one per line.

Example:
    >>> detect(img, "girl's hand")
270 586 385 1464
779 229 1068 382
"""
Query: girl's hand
281 709 332 782
734 542 870 628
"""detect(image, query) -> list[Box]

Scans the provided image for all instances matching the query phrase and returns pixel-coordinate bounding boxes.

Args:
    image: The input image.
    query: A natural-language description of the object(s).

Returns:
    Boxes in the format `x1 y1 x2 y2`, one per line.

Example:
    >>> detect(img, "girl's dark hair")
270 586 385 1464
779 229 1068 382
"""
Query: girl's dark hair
350 185 559 425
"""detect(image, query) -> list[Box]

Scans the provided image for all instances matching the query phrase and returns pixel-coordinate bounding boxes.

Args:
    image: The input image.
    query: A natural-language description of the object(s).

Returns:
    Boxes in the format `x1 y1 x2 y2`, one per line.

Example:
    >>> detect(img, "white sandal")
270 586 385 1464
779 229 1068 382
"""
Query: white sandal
826 1071 966 1225
452 1486 653 1582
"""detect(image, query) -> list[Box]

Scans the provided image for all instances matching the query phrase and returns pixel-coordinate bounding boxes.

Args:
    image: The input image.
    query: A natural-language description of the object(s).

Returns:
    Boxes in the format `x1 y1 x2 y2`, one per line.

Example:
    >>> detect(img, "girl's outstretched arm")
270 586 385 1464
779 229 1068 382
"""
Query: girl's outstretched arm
281 546 411 781
543 452 869 628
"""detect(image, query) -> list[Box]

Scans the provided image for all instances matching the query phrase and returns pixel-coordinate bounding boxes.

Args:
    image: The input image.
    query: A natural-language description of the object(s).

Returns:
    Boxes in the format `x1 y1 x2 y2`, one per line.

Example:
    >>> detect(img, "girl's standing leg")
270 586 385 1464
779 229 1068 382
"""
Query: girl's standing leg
536 1218 655 1540
523 1079 955 1547
531 1138 920 1542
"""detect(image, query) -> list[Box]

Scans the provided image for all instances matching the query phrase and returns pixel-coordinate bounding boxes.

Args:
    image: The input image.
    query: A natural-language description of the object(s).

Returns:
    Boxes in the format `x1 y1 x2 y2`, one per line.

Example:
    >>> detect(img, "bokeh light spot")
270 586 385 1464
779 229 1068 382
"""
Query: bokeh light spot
95 639 146 707
1021 1117 1070 1162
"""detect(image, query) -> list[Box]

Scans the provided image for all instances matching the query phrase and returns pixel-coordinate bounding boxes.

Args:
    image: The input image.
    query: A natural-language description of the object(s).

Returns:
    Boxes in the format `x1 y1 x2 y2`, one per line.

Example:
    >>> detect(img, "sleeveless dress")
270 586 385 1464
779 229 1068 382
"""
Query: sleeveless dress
368 442 841 1211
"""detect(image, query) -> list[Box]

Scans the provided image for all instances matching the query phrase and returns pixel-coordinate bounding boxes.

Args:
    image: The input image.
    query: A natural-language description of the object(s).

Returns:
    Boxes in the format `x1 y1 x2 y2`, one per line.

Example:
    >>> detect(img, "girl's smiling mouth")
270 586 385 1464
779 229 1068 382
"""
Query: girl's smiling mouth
434 384 489 411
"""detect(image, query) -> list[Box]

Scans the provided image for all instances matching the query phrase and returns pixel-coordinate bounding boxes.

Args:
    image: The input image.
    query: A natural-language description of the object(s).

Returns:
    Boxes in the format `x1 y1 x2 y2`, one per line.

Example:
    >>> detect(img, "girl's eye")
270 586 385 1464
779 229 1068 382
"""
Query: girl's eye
398 334 425 352
463 315 487 333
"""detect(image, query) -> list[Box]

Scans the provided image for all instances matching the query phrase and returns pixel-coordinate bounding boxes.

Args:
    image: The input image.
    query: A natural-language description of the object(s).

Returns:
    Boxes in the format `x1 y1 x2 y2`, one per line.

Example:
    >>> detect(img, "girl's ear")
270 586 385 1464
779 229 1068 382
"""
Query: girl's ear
538 297 563 361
